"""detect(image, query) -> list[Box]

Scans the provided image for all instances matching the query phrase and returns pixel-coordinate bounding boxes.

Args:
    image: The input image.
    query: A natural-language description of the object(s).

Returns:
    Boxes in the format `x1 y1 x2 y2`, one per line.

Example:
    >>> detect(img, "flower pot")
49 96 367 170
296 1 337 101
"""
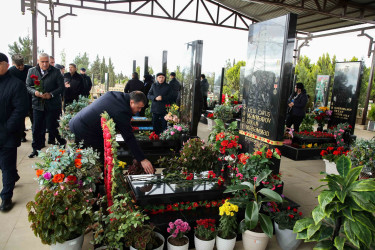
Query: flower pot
242 229 269 250
215 234 236 250
207 119 216 130
274 222 301 250
130 232 165 250
194 235 215 250
368 120 375 132
167 235 189 250
50 234 84 250
323 159 339 175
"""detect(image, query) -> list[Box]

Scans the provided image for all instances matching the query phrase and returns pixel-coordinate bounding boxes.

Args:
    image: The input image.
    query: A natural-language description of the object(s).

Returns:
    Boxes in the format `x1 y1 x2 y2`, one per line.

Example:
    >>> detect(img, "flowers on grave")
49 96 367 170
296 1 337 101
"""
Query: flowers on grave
33 145 102 190
213 104 233 122
328 123 351 147
164 104 180 124
30 74 44 93
207 113 214 119
149 131 159 140
167 219 191 240
294 131 334 138
313 106 332 126
268 203 303 230
195 219 217 241
26 184 93 245
232 104 242 113
214 132 241 156
262 173 283 191
349 138 375 174
179 138 218 174
159 123 189 140
320 146 350 163
218 200 238 239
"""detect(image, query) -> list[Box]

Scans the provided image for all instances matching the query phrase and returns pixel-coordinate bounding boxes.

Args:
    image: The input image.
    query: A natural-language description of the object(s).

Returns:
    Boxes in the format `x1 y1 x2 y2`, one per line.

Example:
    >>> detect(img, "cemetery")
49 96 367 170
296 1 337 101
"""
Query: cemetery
1 1 375 250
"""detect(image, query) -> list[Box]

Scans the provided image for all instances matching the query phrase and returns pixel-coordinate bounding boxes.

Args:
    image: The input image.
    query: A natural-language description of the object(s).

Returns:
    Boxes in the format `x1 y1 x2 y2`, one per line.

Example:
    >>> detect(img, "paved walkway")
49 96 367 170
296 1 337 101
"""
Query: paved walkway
0 122 373 250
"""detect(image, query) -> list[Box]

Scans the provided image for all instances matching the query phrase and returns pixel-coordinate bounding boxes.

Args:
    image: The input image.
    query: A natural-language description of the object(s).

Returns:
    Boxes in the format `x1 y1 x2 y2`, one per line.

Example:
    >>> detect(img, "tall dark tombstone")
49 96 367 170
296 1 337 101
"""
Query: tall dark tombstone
105 72 109 92
213 68 225 106
144 56 149 76
313 75 331 108
329 61 363 134
132 60 136 73
239 13 297 172
239 66 245 102
162 51 168 75
180 40 203 136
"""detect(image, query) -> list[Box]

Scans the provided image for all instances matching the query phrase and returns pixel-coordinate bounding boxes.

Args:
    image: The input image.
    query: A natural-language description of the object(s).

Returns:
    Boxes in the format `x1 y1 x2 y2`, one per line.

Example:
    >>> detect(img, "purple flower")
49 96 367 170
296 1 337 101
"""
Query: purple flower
281 194 285 198
43 172 52 180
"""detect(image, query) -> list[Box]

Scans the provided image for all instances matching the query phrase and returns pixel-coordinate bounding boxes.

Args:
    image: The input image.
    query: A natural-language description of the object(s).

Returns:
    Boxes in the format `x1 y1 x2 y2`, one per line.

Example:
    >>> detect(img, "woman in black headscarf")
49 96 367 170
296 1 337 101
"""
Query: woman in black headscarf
285 82 308 132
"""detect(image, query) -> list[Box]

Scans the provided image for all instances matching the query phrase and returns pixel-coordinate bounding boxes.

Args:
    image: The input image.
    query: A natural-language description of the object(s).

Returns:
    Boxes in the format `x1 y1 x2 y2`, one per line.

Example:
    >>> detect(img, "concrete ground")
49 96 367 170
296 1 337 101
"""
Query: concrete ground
0 120 373 250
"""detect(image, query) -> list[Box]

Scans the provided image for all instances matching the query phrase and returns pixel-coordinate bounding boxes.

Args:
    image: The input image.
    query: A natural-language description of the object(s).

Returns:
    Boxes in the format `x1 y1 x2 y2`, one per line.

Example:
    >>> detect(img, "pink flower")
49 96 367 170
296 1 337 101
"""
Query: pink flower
253 177 257 182
43 172 52 180
171 131 175 135
341 139 344 142
177 126 182 132
54 191 59 196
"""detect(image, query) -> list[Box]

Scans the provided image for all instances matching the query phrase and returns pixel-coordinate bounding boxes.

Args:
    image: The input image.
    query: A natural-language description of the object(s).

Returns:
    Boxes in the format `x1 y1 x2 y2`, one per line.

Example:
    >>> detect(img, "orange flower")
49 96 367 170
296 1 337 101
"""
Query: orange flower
74 158 82 169
52 174 65 183
36 169 44 177
59 149 66 155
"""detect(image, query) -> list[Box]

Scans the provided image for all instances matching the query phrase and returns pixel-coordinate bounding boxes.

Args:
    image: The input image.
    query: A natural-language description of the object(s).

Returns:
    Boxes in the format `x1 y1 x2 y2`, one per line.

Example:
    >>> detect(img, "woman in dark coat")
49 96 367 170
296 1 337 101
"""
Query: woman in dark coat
285 82 308 132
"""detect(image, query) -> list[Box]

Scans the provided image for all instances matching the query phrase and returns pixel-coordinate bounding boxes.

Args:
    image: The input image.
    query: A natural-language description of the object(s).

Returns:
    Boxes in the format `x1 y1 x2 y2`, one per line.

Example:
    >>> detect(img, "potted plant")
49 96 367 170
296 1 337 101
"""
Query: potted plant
194 219 216 250
92 194 148 250
164 104 180 124
159 124 189 140
349 138 375 179
269 204 303 250
320 146 350 175
224 170 283 250
166 219 191 250
128 224 165 250
293 155 375 249
313 106 332 131
213 104 233 122
367 104 375 131
26 184 92 250
216 199 238 250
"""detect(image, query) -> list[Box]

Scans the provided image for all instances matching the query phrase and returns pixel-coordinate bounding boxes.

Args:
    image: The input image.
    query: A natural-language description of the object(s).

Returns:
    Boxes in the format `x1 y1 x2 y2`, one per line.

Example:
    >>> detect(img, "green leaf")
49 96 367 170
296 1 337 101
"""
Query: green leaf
296 230 308 240
245 201 258 230
318 225 333 241
336 155 351 178
241 181 255 192
313 240 333 250
353 211 375 232
343 207 354 221
334 236 346 250
351 191 375 212
335 190 347 203
312 206 325 225
336 203 347 212
344 220 360 248
293 218 315 233
307 222 321 239
350 179 375 192
325 203 337 215
349 219 372 248
224 184 250 193
318 191 336 211
258 188 282 203
259 213 273 238
345 166 362 186
346 197 364 211
255 170 272 186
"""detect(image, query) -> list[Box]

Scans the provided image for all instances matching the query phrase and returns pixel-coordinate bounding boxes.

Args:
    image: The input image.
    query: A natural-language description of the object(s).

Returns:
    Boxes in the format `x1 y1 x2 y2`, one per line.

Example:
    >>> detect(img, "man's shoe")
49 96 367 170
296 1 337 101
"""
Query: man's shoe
28 150 38 158
0 199 13 212
21 137 27 142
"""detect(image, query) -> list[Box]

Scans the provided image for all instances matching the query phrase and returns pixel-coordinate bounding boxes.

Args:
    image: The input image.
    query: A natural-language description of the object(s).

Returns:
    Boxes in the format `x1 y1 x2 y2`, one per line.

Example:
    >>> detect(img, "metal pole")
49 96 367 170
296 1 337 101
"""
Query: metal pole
162 50 167 75
50 2 55 58
31 0 38 66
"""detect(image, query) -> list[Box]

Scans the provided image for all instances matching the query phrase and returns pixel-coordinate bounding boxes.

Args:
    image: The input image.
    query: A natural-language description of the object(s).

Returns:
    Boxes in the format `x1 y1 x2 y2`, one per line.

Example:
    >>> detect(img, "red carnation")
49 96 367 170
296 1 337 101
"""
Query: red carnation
30 74 38 79
289 214 294 218
293 208 297 212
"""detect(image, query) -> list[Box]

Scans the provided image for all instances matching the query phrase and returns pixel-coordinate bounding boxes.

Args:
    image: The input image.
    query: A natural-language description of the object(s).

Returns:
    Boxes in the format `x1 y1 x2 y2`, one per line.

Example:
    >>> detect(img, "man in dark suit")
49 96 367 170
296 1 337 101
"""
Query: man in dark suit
80 67 92 97
124 72 144 93
168 72 181 105
0 53 29 211
26 53 66 158
69 91 154 174
63 63 84 107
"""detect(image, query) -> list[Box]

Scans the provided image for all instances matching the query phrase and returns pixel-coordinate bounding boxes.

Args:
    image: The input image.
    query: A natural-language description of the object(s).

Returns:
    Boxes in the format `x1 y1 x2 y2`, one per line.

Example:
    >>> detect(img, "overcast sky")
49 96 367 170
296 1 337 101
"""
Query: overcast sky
1 1 375 76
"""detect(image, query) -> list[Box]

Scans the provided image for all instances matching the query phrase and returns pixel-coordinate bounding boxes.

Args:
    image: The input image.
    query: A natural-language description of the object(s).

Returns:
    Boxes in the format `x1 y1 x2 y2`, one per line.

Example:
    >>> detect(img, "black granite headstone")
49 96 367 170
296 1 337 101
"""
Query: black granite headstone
133 60 136 73
162 51 167 75
213 68 224 106
239 13 297 155
239 66 245 102
329 62 363 133
314 75 331 108
144 56 149 76
180 40 203 136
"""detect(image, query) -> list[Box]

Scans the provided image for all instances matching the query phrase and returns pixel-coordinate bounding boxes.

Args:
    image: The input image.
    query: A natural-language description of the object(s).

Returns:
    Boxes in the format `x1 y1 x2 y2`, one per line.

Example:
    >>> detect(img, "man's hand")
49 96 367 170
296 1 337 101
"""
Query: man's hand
288 102 294 108
42 93 52 99
155 95 162 101
35 91 43 98
141 159 154 174
65 82 71 88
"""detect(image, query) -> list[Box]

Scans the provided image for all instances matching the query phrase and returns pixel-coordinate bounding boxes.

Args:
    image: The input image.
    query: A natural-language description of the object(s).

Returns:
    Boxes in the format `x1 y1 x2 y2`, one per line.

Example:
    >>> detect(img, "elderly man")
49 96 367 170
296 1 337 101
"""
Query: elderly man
26 53 66 158
8 54 33 142
0 53 29 211
69 91 154 174
63 63 84 107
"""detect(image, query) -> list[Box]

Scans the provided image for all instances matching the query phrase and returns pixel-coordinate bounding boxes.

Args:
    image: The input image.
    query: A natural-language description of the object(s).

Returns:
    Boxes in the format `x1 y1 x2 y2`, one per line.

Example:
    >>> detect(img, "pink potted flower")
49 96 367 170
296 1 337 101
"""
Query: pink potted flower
167 219 191 250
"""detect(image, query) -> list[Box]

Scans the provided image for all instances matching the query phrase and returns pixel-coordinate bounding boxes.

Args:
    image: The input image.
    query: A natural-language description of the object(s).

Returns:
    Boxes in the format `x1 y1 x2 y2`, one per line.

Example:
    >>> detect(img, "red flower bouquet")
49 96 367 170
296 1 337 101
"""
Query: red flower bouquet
320 146 350 163
30 74 44 93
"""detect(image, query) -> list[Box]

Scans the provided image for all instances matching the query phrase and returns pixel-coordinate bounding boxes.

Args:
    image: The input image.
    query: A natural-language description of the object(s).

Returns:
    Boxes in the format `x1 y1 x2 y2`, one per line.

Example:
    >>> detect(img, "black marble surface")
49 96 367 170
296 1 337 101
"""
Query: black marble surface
314 75 331 108
239 66 245 102
213 68 225 105
329 62 362 133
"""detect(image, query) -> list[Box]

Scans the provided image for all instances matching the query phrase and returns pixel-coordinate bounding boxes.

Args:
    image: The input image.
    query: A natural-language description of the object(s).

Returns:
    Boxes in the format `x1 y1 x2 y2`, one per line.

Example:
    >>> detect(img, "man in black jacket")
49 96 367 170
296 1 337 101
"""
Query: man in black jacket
64 63 84 107
80 67 92 97
147 72 172 135
69 91 154 174
26 53 66 158
168 72 181 105
8 54 33 142
0 53 29 211
124 72 144 93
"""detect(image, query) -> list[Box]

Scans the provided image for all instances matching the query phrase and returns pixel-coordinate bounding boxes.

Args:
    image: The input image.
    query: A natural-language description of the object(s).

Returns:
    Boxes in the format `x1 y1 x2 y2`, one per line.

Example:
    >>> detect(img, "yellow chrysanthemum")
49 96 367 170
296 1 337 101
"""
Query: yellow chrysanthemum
118 161 127 168
231 212 234 216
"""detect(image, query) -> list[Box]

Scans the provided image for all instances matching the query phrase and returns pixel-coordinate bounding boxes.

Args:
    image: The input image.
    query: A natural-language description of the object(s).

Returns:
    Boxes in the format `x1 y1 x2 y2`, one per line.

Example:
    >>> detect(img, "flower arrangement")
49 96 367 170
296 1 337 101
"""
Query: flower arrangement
167 219 191 246
349 138 375 176
149 131 159 140
195 219 216 241
179 138 218 174
213 132 241 156
164 104 180 124
159 124 189 140
270 205 303 230
328 123 352 147
294 131 334 138
26 184 93 245
218 199 238 239
232 104 243 113
207 113 214 119
213 105 233 122
262 173 283 191
30 74 44 93
313 106 332 126
320 146 349 163
34 145 102 190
